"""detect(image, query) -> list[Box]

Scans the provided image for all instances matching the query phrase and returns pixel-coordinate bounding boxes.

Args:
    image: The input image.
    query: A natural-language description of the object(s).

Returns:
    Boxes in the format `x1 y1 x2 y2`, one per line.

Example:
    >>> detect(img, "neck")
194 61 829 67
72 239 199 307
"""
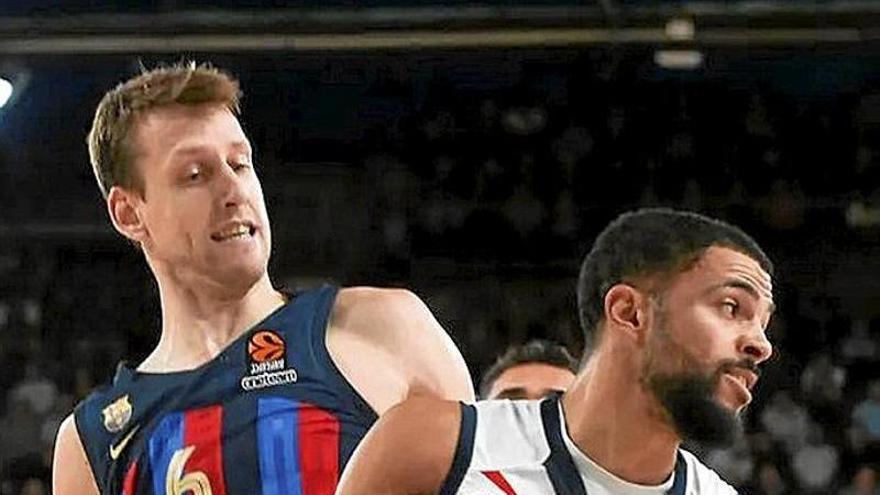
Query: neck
561 347 680 486
140 270 285 372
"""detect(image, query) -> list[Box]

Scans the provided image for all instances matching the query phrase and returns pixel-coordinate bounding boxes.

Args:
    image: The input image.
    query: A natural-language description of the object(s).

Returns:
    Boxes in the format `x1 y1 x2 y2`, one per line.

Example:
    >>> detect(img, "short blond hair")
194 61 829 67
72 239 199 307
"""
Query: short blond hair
87 61 241 198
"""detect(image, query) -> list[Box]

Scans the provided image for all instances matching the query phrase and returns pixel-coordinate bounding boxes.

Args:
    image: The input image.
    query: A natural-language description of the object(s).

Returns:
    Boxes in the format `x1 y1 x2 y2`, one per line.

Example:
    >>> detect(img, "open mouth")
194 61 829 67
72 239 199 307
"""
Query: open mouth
724 373 748 390
211 222 256 242
722 372 754 405
723 368 758 392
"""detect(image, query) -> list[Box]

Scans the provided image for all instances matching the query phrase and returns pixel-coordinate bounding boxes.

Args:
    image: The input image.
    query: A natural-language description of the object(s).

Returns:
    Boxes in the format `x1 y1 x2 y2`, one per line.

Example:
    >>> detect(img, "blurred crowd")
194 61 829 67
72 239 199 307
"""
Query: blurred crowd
0 50 879 493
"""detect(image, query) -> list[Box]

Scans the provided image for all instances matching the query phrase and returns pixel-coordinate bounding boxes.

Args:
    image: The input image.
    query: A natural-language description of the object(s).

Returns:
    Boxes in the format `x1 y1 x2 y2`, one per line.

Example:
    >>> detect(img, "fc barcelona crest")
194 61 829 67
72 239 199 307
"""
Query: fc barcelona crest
102 394 133 433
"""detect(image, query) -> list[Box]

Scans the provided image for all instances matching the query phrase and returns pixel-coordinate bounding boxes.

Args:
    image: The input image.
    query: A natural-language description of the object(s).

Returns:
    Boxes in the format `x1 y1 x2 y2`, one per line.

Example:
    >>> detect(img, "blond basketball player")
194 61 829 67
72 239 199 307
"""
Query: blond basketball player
53 62 474 495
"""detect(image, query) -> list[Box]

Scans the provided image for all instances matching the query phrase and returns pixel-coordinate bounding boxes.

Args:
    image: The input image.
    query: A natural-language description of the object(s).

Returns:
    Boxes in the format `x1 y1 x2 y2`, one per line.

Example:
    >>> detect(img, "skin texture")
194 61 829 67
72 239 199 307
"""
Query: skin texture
53 103 474 495
336 246 775 494
562 246 774 485
487 362 576 400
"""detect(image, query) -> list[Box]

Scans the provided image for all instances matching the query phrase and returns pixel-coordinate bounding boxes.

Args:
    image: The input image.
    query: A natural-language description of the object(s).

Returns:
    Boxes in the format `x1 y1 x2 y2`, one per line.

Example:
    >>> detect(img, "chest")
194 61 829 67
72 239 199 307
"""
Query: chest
98 347 371 495
115 393 347 495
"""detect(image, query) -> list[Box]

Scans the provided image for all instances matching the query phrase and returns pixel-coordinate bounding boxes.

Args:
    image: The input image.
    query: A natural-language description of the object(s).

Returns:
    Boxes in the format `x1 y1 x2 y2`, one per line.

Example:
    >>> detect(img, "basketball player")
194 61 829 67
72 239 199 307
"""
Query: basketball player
338 208 775 494
480 340 578 400
52 63 474 495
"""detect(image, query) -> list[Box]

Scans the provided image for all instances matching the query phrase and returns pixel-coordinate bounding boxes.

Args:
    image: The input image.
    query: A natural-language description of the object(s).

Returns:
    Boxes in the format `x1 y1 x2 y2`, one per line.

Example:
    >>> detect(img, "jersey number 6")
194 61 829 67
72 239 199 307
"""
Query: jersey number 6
166 446 213 495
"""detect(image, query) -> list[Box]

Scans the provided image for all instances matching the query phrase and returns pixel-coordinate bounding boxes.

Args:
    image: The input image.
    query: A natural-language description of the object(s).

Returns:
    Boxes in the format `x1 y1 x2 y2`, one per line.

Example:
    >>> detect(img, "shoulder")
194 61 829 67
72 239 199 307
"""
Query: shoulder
380 396 464 445
74 374 132 439
355 395 464 465
54 413 81 453
468 400 549 469
71 382 115 447
69 370 144 468
328 286 439 357
337 397 464 494
53 414 100 495
328 286 475 408
679 449 738 494
333 286 432 326
331 286 455 351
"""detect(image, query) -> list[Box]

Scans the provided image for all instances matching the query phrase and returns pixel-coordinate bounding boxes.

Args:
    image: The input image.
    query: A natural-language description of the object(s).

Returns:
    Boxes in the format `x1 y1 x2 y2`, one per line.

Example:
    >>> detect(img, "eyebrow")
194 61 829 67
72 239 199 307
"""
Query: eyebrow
169 141 252 160
493 387 527 399
492 387 565 400
712 279 776 315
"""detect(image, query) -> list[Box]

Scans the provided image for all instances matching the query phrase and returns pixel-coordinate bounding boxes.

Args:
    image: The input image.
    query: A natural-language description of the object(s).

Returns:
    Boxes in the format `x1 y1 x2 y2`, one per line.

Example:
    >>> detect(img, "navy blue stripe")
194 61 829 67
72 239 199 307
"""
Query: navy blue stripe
224 395 262 495
139 454 155 495
669 452 687 495
540 396 586 495
439 403 477 495
72 405 109 495
540 396 689 495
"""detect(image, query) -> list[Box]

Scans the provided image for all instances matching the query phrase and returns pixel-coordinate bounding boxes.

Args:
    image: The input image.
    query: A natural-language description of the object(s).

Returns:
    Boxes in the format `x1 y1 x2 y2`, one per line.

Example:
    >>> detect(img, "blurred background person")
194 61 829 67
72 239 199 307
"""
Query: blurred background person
840 465 880 495
479 339 578 400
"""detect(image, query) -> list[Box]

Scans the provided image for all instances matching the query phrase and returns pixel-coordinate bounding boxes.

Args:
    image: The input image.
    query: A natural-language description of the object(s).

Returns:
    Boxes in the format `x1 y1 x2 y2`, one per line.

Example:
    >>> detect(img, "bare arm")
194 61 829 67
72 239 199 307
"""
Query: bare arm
336 397 461 495
53 414 100 495
328 287 475 415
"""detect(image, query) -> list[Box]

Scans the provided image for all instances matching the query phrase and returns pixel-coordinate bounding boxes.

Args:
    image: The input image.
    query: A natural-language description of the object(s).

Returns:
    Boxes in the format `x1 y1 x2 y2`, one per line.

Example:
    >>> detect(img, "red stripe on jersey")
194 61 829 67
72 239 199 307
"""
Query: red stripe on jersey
298 403 341 495
183 405 228 495
483 471 519 495
122 462 138 495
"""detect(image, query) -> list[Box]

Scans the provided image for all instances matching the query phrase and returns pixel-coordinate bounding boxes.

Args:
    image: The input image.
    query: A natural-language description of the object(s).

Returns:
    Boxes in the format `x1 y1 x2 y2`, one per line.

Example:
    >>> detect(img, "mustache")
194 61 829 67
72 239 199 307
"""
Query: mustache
716 359 761 380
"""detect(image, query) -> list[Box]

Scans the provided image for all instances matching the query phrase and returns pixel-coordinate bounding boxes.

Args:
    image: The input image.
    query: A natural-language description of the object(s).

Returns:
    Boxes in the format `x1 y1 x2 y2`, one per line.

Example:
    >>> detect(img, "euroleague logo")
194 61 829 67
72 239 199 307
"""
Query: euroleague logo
249 330 286 363
241 330 297 391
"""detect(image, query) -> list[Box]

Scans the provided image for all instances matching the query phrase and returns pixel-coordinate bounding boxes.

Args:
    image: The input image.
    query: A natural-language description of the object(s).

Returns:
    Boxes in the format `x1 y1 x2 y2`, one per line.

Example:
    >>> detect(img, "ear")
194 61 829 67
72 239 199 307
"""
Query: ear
107 186 148 244
603 284 653 344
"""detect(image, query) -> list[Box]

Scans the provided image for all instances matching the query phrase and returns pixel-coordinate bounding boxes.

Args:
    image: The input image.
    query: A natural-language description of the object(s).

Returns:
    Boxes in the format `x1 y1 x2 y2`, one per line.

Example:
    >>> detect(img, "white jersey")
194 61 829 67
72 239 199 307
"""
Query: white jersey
439 396 738 495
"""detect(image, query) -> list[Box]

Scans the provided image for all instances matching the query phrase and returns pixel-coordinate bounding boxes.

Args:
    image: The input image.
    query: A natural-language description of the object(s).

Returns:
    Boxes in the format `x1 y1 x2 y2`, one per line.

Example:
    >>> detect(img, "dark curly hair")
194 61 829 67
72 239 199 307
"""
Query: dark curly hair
577 208 773 350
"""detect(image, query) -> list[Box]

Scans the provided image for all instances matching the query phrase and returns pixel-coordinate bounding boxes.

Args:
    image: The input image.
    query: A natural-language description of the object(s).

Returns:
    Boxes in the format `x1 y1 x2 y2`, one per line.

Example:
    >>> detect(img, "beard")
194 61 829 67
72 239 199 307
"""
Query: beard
646 366 743 447
642 313 758 448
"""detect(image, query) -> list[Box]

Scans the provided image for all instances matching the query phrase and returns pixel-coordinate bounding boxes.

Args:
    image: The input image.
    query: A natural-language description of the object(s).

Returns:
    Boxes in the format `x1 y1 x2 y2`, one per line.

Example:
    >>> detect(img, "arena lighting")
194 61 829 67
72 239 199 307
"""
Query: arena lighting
657 18 702 70
666 18 695 41
0 68 31 112
654 49 704 70
0 77 12 108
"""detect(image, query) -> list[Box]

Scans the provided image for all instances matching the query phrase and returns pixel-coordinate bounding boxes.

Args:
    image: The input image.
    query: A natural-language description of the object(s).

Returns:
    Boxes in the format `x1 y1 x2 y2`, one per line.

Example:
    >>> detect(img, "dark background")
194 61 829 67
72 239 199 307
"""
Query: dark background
0 1 879 494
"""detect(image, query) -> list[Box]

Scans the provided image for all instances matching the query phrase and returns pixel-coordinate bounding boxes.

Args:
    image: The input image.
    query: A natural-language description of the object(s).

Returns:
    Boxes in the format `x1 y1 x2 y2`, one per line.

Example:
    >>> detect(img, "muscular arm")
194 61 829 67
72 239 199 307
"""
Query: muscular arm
336 397 461 495
328 287 475 415
53 414 100 495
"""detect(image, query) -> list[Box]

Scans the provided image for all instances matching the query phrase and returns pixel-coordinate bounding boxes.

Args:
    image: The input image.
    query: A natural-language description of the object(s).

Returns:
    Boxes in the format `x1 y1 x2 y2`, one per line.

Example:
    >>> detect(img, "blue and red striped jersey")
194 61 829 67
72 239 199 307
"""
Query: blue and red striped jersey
74 286 377 495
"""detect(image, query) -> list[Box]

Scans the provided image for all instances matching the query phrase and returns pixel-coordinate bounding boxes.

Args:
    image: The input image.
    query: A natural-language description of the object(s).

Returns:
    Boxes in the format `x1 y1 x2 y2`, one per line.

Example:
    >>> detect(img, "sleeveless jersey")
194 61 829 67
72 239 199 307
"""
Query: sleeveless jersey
74 286 377 495
441 396 738 495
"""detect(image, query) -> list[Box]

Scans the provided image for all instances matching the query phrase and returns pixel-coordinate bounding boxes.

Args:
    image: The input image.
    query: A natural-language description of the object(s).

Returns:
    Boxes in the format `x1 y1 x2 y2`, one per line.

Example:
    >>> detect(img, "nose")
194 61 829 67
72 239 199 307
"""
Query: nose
739 326 773 365
216 163 246 208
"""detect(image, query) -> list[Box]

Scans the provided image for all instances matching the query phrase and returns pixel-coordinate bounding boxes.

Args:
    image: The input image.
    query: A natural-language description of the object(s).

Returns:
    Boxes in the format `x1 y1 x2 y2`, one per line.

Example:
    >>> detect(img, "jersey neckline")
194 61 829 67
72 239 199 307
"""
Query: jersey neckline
540 395 687 495
557 399 675 494
115 294 293 382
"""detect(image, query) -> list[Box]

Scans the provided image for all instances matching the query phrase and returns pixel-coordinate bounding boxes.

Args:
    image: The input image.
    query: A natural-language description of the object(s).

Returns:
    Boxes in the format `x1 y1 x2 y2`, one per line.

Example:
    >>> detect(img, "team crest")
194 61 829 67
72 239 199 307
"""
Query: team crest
241 329 297 391
102 394 133 433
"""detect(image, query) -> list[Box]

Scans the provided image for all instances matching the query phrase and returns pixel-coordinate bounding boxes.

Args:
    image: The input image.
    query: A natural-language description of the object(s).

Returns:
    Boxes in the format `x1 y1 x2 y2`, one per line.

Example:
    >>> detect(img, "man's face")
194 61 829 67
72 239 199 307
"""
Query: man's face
641 246 775 445
488 362 576 400
125 103 271 292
